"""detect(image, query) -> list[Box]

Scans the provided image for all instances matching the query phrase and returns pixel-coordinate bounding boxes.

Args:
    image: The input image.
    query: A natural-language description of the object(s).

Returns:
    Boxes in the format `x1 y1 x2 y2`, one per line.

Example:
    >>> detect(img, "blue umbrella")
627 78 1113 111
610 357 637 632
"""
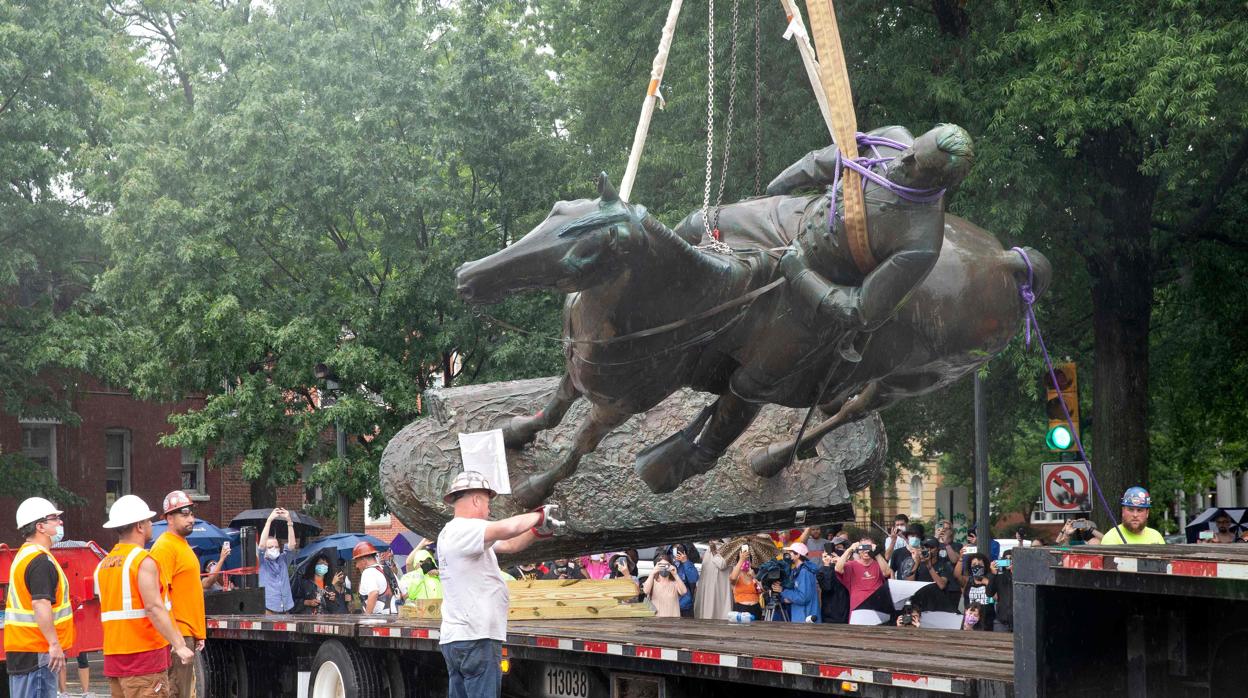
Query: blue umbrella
295 533 389 565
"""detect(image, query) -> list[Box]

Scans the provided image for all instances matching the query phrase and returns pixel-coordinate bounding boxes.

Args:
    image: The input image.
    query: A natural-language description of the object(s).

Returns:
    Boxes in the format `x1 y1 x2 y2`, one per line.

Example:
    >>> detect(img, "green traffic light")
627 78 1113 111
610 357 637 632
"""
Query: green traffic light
1047 424 1073 450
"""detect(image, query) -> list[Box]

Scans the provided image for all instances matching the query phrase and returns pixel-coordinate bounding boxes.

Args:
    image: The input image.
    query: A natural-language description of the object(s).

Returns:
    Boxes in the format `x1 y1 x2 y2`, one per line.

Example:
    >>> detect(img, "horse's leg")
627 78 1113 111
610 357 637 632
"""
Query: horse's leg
749 380 882 478
635 392 762 494
510 403 631 508
501 373 581 449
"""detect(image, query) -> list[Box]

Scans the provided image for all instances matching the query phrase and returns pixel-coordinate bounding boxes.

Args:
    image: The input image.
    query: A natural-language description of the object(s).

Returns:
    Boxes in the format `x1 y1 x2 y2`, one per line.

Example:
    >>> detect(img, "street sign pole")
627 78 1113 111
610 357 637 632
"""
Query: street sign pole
973 372 990 550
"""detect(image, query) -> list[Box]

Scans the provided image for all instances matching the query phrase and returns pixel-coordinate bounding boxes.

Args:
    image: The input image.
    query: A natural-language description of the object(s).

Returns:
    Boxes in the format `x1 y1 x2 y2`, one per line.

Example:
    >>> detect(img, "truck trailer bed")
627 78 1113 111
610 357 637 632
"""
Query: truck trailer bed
207 614 1013 696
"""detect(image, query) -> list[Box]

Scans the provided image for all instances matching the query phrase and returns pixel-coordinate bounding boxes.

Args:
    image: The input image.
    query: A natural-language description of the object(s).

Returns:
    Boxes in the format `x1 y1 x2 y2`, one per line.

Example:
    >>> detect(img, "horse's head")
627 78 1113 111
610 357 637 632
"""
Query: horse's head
455 174 647 305
885 123 975 191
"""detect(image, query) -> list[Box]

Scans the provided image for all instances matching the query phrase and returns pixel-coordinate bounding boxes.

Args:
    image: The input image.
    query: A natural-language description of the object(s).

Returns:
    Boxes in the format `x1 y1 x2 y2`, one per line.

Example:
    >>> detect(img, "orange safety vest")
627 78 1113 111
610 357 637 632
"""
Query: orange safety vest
3 543 75 653
93 543 170 655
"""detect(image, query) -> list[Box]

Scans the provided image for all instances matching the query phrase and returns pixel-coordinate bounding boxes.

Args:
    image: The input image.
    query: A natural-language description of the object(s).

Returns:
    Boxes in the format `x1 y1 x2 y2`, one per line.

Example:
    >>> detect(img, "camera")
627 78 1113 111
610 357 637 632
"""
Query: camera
899 602 916 625
858 544 872 553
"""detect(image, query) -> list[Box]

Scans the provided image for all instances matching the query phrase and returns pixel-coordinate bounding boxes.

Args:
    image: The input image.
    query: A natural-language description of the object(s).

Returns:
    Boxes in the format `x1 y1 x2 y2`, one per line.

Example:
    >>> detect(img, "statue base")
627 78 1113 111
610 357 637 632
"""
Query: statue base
379 376 885 563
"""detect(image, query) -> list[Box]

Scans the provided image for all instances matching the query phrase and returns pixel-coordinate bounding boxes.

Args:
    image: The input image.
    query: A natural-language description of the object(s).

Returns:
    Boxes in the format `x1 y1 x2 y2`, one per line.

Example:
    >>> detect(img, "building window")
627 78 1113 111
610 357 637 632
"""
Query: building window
302 461 322 507
20 423 57 477
363 496 391 526
181 448 206 496
909 475 924 518
105 430 132 510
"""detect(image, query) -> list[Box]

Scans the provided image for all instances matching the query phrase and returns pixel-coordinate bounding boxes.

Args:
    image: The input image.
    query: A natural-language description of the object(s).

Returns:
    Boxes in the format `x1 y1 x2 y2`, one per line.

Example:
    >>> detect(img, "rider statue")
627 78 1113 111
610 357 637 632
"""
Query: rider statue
769 124 974 333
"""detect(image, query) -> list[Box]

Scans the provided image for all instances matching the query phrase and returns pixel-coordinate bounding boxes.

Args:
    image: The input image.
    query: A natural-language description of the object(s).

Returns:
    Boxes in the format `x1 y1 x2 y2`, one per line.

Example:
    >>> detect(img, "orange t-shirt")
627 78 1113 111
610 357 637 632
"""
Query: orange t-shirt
149 532 206 640
732 573 760 605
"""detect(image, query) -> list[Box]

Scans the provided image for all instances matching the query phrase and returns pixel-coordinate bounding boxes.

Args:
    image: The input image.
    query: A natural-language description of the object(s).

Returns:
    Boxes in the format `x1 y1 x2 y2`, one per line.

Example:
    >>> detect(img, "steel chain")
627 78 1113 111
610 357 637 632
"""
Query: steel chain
753 0 762 195
701 0 716 244
710 0 740 236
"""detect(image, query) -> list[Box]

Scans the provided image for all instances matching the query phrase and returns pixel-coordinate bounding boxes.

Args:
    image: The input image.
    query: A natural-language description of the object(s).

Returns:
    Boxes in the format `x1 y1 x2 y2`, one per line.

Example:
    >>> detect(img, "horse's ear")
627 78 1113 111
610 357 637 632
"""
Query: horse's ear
597 172 619 202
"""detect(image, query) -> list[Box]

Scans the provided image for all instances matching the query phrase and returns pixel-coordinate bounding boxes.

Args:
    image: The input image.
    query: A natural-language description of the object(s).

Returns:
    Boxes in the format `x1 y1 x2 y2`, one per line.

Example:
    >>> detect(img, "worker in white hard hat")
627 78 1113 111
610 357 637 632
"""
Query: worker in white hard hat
5 497 74 698
436 471 565 698
95 495 194 696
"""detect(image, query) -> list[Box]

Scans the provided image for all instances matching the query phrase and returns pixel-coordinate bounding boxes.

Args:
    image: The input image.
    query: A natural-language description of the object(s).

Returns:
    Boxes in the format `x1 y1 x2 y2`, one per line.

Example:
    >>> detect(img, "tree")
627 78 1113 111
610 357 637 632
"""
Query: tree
91 0 570 512
0 1 118 503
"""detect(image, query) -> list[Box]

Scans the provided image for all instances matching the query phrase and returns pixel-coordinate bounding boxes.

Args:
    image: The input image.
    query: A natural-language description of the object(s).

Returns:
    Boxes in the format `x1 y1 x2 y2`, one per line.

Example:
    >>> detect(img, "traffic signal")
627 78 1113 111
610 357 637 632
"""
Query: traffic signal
1045 363 1080 451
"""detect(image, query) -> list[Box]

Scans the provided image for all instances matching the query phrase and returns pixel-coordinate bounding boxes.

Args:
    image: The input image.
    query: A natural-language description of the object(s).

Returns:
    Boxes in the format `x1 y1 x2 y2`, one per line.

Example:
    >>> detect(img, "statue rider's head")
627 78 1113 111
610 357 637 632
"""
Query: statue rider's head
886 123 974 191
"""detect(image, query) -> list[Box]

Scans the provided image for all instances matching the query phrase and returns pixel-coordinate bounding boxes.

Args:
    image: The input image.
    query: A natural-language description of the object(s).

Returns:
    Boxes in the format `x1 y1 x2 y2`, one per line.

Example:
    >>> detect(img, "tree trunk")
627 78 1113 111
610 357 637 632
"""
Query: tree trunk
249 476 277 509
1085 133 1157 528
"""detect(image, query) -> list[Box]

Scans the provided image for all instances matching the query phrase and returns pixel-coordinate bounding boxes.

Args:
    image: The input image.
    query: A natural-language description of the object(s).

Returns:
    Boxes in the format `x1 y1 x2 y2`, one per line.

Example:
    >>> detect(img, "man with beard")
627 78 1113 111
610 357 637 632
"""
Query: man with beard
149 491 206 698
1094 487 1165 545
1200 512 1239 544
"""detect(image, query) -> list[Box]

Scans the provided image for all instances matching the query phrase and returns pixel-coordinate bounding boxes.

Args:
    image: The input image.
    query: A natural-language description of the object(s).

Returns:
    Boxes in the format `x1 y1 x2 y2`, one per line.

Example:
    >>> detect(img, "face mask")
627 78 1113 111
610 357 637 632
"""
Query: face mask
51 525 65 544
971 566 985 578
265 548 280 560
908 537 921 547
965 614 979 625
590 554 604 562
314 563 329 576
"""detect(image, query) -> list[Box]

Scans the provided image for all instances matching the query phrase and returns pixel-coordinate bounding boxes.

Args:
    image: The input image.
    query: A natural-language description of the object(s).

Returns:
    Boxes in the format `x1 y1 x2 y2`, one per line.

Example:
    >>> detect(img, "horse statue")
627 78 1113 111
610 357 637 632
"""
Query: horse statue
454 124 1051 508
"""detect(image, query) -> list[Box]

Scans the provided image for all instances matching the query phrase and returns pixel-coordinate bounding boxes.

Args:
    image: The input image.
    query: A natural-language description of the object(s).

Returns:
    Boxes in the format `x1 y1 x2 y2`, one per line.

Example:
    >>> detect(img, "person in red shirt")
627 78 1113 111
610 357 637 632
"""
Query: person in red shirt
833 537 892 621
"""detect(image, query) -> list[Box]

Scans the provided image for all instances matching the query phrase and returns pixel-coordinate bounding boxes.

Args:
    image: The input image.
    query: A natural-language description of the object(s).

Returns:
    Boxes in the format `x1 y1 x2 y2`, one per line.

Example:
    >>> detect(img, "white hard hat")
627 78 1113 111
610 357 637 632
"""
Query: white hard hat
442 471 497 505
16 497 62 529
103 495 157 529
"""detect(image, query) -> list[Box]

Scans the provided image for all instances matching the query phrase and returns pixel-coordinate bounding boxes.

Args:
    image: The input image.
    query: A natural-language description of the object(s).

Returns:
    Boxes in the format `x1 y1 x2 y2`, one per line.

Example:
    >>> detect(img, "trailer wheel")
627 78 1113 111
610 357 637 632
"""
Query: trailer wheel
311 640 382 698
203 641 250 697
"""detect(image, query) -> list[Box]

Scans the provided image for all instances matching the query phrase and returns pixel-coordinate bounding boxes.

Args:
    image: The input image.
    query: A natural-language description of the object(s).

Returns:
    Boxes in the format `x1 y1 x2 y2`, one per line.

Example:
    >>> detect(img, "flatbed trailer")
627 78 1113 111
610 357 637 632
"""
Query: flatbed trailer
1012 543 1248 697
204 614 1014 698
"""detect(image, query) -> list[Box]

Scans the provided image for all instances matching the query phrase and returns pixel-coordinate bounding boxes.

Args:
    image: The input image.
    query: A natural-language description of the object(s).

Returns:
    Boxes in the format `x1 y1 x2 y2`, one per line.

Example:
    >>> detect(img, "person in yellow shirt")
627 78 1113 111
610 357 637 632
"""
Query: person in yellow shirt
149 491 207 698
1094 487 1166 545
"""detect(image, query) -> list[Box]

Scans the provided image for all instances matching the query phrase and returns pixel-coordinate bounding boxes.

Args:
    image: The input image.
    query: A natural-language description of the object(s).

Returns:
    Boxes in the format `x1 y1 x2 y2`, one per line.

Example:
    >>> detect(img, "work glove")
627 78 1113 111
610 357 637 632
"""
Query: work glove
532 503 566 538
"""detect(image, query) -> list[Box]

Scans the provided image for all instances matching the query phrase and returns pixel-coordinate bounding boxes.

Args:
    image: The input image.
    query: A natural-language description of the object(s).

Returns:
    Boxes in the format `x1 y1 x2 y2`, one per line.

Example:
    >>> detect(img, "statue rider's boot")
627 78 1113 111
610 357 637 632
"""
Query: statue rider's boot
749 440 816 478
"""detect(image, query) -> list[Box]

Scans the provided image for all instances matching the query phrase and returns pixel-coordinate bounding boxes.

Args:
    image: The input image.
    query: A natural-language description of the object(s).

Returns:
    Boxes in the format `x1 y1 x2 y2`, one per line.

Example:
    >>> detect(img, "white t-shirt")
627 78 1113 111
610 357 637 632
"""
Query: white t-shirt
437 517 509 643
358 566 392 614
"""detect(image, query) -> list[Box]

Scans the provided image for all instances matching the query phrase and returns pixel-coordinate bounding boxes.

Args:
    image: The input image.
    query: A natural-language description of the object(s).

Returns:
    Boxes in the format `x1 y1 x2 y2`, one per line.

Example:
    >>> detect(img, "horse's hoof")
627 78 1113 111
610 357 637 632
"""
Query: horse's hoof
750 442 795 478
502 415 540 449
510 475 555 509
635 433 720 494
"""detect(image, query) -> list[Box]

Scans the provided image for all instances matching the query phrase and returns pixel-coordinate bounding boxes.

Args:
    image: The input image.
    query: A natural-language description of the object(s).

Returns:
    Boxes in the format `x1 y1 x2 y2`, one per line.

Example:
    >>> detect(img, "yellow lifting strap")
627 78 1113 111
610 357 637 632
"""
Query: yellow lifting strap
802 0 878 274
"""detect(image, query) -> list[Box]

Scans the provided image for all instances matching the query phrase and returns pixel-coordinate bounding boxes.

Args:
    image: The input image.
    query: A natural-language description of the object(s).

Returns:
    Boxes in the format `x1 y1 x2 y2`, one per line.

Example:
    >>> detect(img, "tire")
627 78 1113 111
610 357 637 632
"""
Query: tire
378 652 418 698
202 641 250 698
311 640 383 698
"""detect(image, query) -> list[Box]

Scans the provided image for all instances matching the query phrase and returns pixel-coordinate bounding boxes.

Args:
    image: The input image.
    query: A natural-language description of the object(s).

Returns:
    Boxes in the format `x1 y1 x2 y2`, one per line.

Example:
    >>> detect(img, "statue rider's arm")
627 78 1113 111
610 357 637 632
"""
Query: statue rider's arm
765 145 841 196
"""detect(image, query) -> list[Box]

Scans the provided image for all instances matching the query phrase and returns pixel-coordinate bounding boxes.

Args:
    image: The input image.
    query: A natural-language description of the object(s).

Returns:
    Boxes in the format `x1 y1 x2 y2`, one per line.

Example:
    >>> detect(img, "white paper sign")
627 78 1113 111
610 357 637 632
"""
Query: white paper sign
457 429 512 494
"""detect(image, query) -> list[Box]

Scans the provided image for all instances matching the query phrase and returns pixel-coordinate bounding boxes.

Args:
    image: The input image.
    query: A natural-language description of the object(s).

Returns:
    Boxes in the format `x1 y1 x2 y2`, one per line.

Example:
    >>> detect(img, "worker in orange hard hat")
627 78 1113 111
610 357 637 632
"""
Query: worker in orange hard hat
149 490 213 698
6 497 74 698
353 541 400 614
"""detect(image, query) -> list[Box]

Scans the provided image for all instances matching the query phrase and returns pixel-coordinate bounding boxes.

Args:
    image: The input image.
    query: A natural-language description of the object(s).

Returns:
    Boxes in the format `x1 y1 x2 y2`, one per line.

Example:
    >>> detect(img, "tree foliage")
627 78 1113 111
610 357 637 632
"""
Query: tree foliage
4 0 1245 524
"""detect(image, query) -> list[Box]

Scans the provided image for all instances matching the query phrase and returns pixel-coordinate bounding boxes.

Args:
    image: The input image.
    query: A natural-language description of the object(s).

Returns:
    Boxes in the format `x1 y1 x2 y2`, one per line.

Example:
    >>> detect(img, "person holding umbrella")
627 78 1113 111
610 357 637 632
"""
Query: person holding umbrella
257 508 299 614
149 491 210 698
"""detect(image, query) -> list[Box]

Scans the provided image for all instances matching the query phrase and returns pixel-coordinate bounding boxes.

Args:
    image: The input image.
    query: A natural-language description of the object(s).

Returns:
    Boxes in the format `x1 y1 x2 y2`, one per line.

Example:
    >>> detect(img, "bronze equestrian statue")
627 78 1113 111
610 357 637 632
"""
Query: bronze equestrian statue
454 124 1051 507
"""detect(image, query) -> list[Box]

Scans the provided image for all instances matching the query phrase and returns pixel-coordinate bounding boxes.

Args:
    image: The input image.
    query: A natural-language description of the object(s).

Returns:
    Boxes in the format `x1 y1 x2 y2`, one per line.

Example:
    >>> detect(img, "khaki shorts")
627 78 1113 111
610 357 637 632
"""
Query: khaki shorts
167 637 198 698
109 670 171 698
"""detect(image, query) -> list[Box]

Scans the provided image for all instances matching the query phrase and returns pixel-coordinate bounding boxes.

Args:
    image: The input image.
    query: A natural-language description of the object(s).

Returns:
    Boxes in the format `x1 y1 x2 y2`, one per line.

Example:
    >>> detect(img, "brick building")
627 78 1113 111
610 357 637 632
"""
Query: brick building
1 375 363 547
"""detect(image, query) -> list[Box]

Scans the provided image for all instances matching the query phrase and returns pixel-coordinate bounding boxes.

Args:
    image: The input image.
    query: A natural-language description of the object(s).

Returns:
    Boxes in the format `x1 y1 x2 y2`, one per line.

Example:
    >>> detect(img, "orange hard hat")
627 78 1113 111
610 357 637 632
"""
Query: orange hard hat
352 541 379 559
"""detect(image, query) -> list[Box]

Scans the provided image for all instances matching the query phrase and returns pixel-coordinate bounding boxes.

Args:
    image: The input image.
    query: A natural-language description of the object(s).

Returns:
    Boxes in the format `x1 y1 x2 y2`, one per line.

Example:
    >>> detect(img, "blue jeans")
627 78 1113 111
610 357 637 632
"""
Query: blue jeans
440 639 502 698
8 655 56 698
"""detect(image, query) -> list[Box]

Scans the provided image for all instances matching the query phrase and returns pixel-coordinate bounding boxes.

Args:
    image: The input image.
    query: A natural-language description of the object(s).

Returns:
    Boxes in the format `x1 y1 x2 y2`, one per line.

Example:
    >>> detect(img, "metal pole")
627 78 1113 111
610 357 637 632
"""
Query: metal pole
336 420 350 532
973 372 991 549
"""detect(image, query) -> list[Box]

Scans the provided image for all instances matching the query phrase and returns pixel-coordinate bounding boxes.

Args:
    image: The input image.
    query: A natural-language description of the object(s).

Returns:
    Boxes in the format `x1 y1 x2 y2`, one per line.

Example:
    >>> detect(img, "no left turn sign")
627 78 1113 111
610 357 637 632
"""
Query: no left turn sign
1041 461 1092 513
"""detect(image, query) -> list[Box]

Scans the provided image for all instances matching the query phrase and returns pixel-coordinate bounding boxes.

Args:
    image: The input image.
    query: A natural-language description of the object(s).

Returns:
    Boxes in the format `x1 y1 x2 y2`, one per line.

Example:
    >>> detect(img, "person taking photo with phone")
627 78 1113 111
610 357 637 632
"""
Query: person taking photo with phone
643 555 688 618
728 544 763 619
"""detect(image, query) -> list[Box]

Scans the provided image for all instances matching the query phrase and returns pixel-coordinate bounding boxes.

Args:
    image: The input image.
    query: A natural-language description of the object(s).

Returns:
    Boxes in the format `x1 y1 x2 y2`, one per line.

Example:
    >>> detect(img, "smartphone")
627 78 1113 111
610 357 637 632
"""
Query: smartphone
1199 531 1215 541
1072 519 1094 531
741 545 750 553
996 559 1011 569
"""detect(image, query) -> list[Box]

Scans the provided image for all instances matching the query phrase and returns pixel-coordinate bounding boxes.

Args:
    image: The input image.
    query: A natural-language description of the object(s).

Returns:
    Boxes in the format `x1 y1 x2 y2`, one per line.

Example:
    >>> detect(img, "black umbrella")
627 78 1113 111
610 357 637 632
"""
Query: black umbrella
229 508 323 541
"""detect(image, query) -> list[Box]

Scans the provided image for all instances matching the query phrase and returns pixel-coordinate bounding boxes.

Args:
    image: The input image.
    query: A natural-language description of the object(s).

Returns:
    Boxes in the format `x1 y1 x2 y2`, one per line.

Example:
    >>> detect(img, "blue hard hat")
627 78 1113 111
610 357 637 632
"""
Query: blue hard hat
1121 486 1151 509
